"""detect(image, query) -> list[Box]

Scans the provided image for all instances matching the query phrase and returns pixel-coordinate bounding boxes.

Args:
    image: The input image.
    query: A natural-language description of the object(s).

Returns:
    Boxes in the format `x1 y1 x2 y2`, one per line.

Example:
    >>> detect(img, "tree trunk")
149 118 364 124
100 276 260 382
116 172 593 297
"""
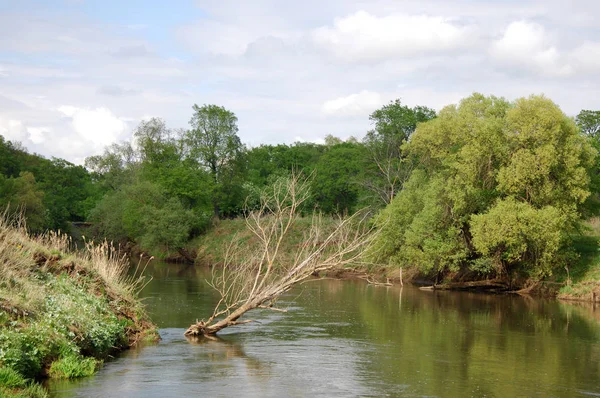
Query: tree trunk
177 248 196 264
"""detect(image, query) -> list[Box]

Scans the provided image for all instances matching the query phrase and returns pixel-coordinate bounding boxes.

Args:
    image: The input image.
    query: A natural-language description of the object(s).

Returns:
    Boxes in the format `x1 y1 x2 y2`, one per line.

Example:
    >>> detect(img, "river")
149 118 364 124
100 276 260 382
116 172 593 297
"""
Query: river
48 261 600 397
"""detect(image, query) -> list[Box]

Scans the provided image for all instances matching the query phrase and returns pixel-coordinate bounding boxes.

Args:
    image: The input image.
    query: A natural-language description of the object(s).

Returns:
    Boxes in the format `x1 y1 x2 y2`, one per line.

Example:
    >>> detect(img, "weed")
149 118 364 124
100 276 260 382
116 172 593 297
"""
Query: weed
48 355 99 379
0 367 26 388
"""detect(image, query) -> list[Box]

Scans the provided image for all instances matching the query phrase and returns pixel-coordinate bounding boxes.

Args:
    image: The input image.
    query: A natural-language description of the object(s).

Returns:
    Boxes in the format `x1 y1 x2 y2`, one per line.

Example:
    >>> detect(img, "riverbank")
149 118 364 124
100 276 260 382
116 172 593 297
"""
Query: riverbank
556 234 600 302
0 218 157 397
193 217 600 302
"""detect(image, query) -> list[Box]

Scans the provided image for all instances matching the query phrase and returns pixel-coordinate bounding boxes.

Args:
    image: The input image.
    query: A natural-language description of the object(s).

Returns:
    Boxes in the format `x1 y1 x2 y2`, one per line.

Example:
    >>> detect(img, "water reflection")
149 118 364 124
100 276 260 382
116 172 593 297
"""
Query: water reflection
48 262 600 397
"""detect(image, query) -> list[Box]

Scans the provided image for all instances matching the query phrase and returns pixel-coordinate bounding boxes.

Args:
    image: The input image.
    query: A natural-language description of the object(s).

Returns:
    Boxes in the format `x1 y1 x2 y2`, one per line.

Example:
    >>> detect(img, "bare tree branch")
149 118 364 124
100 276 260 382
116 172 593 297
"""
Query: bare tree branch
185 174 374 336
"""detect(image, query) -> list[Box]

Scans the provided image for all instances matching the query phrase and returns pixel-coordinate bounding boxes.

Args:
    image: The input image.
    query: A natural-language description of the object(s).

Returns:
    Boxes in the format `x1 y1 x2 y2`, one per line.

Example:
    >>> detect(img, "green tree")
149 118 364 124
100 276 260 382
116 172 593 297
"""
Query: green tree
363 100 436 206
85 142 138 191
185 104 244 217
576 109 600 215
369 94 595 280
576 110 600 139
0 172 46 232
90 180 197 258
312 142 368 214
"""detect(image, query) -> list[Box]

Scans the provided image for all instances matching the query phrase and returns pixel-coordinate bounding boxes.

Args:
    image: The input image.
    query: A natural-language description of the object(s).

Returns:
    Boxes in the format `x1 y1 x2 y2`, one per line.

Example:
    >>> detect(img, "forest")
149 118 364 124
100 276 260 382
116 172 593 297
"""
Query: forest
2 94 600 285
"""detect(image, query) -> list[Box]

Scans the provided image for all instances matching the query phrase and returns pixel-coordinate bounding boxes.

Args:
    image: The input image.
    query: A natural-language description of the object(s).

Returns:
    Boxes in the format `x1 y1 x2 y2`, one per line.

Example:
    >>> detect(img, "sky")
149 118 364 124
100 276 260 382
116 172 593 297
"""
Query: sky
0 0 599 164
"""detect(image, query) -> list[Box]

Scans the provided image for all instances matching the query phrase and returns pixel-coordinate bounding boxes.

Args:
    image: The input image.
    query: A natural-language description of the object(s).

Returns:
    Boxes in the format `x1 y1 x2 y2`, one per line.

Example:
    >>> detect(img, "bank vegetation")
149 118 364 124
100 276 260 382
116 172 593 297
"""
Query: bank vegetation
0 214 156 397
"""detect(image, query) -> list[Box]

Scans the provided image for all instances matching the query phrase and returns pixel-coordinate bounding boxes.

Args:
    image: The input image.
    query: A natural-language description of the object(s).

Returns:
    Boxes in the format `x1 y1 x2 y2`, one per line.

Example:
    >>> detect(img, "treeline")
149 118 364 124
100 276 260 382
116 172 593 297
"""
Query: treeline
2 95 600 281
0 101 435 255
0 137 98 232
81 102 435 256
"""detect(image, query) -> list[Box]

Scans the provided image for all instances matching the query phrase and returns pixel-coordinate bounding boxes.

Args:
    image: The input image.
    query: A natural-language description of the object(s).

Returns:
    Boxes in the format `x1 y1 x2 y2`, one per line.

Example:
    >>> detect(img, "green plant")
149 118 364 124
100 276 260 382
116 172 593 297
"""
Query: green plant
0 367 26 388
48 355 98 379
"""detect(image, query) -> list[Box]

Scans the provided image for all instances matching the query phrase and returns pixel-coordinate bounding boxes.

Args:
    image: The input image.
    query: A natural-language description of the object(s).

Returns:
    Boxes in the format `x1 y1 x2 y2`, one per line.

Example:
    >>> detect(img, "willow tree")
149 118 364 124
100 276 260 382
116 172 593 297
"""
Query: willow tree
368 94 596 281
185 174 373 336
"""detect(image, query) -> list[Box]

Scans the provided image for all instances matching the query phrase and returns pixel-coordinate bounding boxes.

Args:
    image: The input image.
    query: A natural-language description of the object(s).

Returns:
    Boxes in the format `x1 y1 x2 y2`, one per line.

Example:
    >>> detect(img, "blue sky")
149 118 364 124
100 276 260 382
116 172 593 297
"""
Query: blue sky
1 0 599 163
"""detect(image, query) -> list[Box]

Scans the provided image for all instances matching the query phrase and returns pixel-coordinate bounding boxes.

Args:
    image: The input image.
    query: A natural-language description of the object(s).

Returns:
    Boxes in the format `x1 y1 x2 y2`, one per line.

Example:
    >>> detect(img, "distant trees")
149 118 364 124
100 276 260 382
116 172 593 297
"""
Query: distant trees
363 100 436 206
4 94 597 277
0 137 96 231
576 110 600 138
0 172 46 232
576 110 600 214
368 94 595 280
186 105 245 217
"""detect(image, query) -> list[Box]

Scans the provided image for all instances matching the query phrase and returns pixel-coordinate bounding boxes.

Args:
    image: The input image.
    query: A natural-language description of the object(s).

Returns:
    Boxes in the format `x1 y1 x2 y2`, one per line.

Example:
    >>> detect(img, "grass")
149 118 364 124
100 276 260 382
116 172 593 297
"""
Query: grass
48 355 98 379
193 215 350 268
557 234 600 300
0 215 158 397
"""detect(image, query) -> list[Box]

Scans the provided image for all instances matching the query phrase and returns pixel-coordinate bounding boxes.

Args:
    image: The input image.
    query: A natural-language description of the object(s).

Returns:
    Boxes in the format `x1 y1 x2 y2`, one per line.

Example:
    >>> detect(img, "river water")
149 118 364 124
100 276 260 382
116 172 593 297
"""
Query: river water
48 262 600 397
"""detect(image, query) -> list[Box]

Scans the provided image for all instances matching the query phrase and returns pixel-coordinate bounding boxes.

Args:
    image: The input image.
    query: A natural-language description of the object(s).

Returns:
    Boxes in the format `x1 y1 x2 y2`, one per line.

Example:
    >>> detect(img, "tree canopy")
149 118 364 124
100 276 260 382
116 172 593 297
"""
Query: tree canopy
368 94 596 279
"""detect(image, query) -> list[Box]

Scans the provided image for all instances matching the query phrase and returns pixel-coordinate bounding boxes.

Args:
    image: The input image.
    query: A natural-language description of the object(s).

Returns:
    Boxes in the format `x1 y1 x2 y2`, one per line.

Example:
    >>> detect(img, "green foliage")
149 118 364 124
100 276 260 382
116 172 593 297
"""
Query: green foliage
367 99 436 143
471 199 566 277
576 109 600 216
0 137 99 231
576 109 600 139
0 326 55 378
367 171 467 274
90 180 199 255
369 94 595 279
0 369 48 398
0 367 26 388
312 142 368 214
0 218 155 398
245 143 325 186
363 99 436 206
185 104 245 217
0 172 46 232
48 355 98 379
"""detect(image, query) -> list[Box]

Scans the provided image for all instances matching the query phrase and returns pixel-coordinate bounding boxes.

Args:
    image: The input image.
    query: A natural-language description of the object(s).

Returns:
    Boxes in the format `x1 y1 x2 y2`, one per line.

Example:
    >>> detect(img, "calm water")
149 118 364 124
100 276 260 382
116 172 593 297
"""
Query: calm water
48 262 600 397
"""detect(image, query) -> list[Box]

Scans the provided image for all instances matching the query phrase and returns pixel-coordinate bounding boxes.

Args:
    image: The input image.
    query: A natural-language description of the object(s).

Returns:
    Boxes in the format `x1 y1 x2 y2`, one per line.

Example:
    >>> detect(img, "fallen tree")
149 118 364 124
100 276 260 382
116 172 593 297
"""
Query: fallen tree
185 174 374 336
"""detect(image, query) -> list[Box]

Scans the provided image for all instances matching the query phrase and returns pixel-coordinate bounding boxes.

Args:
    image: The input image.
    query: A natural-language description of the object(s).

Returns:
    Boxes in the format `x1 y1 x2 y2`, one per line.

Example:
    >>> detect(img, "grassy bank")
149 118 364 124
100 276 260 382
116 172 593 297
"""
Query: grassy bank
557 230 600 302
0 217 157 397
193 215 365 271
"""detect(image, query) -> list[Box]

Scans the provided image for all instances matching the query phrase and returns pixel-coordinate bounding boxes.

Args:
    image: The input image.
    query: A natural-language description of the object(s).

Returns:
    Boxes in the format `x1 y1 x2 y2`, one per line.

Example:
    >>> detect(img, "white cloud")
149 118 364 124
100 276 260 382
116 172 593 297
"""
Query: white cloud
0 118 28 142
312 11 475 62
294 136 326 145
490 20 572 76
58 106 128 148
322 90 384 116
571 41 600 74
2 1 600 165
27 127 50 144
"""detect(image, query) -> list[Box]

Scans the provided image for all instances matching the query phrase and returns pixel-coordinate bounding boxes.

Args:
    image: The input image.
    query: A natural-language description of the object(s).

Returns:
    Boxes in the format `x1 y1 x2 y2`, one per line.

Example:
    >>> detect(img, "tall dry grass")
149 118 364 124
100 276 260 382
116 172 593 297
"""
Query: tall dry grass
0 212 150 311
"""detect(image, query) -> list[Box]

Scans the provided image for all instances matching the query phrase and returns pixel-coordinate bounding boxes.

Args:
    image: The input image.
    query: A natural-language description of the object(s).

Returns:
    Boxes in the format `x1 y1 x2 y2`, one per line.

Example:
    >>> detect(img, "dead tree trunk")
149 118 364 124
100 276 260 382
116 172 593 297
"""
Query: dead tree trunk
185 174 374 337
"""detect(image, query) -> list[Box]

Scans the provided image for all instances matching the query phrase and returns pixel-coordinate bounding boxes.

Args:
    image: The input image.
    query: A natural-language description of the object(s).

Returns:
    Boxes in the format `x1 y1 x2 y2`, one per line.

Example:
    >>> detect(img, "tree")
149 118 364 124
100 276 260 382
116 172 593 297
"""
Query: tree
312 142 368 215
185 104 244 217
90 180 197 259
0 172 46 232
363 100 436 206
184 174 373 336
134 118 173 164
85 142 138 191
576 109 600 215
576 110 600 139
368 94 595 280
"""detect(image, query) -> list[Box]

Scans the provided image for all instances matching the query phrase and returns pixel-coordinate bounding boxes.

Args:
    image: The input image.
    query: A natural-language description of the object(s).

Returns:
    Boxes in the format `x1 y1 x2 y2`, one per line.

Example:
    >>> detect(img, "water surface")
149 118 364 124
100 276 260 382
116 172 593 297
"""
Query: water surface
49 262 600 397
